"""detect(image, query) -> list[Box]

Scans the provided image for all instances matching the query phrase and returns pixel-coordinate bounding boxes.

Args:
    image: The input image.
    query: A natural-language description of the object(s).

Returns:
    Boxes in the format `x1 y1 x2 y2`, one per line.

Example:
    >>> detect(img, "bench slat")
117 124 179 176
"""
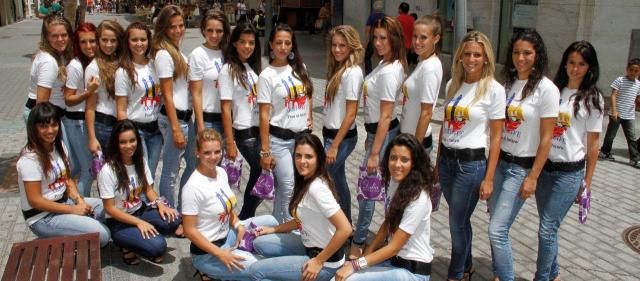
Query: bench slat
88 233 101 281
60 241 75 281
75 239 88 281
1 245 23 281
46 242 62 281
16 243 35 280
31 244 51 281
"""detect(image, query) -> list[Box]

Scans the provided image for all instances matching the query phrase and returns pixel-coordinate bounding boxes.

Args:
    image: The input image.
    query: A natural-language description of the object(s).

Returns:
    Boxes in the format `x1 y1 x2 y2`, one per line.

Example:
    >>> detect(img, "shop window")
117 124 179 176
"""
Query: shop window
497 0 538 64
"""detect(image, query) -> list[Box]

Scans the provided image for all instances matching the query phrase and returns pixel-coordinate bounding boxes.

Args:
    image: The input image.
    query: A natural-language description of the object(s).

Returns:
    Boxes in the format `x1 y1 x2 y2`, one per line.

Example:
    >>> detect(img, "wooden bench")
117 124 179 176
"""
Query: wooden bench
1 232 101 281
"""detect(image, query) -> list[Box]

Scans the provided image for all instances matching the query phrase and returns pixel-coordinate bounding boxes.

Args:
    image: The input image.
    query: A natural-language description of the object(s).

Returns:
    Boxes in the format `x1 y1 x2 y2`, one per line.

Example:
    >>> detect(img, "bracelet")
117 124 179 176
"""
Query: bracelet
351 260 360 271
150 196 169 208
233 221 244 229
260 150 271 158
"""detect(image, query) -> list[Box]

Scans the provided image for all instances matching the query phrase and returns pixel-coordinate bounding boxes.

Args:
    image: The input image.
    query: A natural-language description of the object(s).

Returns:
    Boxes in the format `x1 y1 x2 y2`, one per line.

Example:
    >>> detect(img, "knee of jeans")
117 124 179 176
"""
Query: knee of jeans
488 222 509 243
538 222 558 241
98 227 111 247
144 236 167 257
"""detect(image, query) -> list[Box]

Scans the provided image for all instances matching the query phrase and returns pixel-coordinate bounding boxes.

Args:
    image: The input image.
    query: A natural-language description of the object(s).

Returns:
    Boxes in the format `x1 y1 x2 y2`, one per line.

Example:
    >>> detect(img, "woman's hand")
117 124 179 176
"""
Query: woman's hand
259 155 274 170
88 138 101 154
216 248 246 272
70 200 92 216
136 220 159 239
479 179 493 200
335 262 355 281
366 154 379 173
519 176 537 200
86 76 100 94
226 143 238 160
172 129 186 149
157 203 178 222
234 224 246 248
326 145 338 165
302 257 323 281
254 226 275 236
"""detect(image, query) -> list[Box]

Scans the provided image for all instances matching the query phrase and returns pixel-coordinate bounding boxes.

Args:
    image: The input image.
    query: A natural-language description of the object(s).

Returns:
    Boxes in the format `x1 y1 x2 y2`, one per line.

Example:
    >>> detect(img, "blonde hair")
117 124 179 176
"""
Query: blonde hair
39 15 73 82
95 20 125 99
447 31 496 104
414 14 443 55
325 25 363 105
151 5 188 80
196 128 222 151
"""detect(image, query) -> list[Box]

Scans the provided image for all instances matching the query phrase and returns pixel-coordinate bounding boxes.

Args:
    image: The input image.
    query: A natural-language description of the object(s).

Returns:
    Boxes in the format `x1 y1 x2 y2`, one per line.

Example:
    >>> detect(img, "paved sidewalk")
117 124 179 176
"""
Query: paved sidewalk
0 14 638 281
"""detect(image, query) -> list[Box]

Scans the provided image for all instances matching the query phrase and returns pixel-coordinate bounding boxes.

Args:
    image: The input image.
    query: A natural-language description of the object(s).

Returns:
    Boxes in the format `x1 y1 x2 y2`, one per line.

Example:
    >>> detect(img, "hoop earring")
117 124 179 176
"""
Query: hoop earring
288 52 295 60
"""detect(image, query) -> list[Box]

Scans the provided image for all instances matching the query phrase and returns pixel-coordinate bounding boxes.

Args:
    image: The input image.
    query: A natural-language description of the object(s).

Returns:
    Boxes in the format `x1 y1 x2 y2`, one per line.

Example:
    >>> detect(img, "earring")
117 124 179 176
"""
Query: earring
288 52 295 60
484 61 488 65
459 59 463 63
270 51 275 59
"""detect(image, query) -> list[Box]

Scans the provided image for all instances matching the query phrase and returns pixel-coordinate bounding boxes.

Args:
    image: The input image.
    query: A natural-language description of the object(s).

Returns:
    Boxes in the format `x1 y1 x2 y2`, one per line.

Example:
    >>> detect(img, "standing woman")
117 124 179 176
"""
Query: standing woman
85 20 125 154
115 22 163 180
249 133 352 281
350 16 405 259
438 31 505 281
323 25 363 223
257 23 314 223
335 134 435 281
63 22 99 197
535 41 603 281
489 30 559 281
219 22 263 220
400 15 443 153
17 103 110 247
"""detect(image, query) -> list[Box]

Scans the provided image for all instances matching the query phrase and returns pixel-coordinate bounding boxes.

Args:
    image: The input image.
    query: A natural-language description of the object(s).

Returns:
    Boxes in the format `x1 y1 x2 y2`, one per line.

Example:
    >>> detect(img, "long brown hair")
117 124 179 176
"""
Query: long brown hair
224 22 261 90
371 16 407 72
151 5 188 80
120 22 152 89
95 20 125 99
39 14 73 82
199 9 230 51
267 24 314 98
325 25 363 105
24 103 70 177
104 120 149 193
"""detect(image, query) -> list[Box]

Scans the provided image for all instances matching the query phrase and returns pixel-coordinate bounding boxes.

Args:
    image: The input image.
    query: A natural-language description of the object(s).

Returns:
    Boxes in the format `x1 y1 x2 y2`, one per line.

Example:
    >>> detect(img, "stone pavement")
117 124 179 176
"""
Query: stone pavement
0 14 639 281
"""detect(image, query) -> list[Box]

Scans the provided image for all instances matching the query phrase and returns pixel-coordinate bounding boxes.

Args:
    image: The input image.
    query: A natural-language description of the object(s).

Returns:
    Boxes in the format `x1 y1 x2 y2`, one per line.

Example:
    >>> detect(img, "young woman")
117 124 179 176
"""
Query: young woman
182 128 278 281
85 20 125 154
63 22 99 197
258 23 314 224
25 15 73 122
98 120 180 265
400 15 443 153
250 133 352 281
17 102 110 247
489 30 559 281
335 133 435 281
351 16 405 259
218 22 263 220
115 22 163 180
438 31 505 281
322 25 363 223
535 41 603 281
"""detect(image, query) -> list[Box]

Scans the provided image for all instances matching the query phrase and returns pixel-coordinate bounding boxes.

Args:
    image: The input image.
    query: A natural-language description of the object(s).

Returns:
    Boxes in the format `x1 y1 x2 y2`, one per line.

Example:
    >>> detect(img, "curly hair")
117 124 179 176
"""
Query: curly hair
325 25 363 105
502 29 548 100
224 21 261 90
267 24 314 98
104 120 149 194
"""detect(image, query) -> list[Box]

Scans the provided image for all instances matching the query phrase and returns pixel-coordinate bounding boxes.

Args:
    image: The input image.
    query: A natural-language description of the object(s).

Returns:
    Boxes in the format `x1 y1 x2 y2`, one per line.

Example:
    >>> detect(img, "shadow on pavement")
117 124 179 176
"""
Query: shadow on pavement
0 154 18 193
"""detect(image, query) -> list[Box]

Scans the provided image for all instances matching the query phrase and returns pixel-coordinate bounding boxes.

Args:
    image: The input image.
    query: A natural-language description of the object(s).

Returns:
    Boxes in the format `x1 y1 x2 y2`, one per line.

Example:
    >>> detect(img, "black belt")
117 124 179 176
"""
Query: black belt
234 126 259 140
322 127 357 140
422 134 433 149
440 145 485 162
65 111 85 120
364 118 399 134
500 150 535 169
304 246 344 263
203 112 222 123
160 105 193 122
25 98 36 109
269 125 311 140
544 158 585 172
26 98 66 117
390 256 431 275
190 237 226 255
22 195 68 220
132 120 159 133
94 111 117 127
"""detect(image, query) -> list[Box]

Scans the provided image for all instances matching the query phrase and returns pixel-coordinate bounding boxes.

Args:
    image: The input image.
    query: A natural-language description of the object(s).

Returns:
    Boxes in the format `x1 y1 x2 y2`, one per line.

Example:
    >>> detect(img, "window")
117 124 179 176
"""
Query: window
497 0 538 63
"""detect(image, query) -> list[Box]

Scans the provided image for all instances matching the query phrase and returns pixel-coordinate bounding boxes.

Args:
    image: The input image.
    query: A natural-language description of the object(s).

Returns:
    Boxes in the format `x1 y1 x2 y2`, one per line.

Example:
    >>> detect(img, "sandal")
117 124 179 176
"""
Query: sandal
121 248 140 265
149 256 163 264
193 270 213 281
463 266 476 281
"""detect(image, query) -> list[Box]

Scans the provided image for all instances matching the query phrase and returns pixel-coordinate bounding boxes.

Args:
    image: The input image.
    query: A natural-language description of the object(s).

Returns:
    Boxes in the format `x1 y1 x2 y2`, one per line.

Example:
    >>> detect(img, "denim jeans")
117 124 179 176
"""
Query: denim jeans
339 260 430 281
353 126 399 244
29 197 111 247
106 205 181 258
191 215 278 281
438 156 486 280
488 160 531 281
324 135 357 222
270 135 296 224
534 169 583 281
138 127 163 181
600 117 639 161
237 136 263 220
158 114 192 211
183 120 223 188
250 232 338 281
62 117 94 197
94 119 113 152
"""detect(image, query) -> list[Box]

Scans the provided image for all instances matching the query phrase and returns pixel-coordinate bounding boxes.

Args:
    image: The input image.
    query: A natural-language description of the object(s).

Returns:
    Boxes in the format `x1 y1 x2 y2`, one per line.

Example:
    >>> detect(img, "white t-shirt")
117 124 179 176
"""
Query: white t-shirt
501 77 560 157
98 162 153 217
188 46 224 114
219 63 260 130
85 60 116 116
296 177 341 249
257 64 310 132
65 58 86 112
441 80 506 149
549 88 604 162
155 49 190 111
115 63 162 123
182 168 237 242
400 56 442 137
28 51 66 109
323 66 363 130
17 147 69 225
362 60 404 124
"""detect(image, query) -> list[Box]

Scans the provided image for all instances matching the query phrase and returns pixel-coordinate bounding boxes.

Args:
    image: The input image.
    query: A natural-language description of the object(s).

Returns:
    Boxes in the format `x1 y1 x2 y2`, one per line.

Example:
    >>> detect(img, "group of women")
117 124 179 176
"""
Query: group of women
17 4 603 281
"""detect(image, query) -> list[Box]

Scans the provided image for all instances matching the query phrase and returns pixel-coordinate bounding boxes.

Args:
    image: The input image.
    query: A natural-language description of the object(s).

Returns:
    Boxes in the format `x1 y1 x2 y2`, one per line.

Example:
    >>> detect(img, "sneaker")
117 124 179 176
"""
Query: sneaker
598 152 615 161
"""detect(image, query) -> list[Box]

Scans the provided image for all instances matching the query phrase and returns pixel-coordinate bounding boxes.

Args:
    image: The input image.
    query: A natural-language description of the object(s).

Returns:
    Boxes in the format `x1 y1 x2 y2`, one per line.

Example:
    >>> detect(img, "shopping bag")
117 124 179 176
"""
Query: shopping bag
251 169 274 200
221 156 243 190
578 180 590 224
356 166 385 201
90 151 104 178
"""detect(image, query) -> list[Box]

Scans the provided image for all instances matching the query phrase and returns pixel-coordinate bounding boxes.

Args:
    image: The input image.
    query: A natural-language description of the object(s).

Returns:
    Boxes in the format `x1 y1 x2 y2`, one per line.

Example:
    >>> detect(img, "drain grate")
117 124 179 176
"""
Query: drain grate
622 225 640 254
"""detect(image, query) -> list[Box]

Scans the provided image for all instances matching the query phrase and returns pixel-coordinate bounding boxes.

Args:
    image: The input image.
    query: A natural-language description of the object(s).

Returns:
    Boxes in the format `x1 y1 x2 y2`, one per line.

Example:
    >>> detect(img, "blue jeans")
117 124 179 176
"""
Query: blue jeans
534 169 583 281
270 135 296 224
191 215 278 281
353 126 399 244
250 233 338 281
106 205 181 258
138 127 163 181
183 120 223 188
94 119 113 152
338 260 430 281
29 197 111 247
324 135 357 222
237 136 263 220
62 117 94 197
488 160 530 281
438 156 486 280
158 114 192 210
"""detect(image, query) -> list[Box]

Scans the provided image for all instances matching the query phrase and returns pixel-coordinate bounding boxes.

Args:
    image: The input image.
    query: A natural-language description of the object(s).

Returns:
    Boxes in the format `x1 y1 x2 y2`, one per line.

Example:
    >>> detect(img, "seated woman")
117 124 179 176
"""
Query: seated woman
17 102 110 247
248 133 352 281
98 120 181 265
182 128 278 281
335 133 435 281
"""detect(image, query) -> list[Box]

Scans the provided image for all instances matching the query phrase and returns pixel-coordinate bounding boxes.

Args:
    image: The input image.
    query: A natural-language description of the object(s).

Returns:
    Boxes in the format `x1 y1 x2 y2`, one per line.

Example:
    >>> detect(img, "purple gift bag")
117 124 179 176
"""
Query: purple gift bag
431 182 442 212
90 151 104 178
238 222 260 253
222 156 243 190
250 169 274 200
357 166 385 201
578 180 590 224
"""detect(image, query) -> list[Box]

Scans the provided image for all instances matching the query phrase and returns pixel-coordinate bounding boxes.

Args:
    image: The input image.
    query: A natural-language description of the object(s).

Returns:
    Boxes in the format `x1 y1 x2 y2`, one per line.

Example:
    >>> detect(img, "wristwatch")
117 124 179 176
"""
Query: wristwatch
260 150 271 158
357 257 369 270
